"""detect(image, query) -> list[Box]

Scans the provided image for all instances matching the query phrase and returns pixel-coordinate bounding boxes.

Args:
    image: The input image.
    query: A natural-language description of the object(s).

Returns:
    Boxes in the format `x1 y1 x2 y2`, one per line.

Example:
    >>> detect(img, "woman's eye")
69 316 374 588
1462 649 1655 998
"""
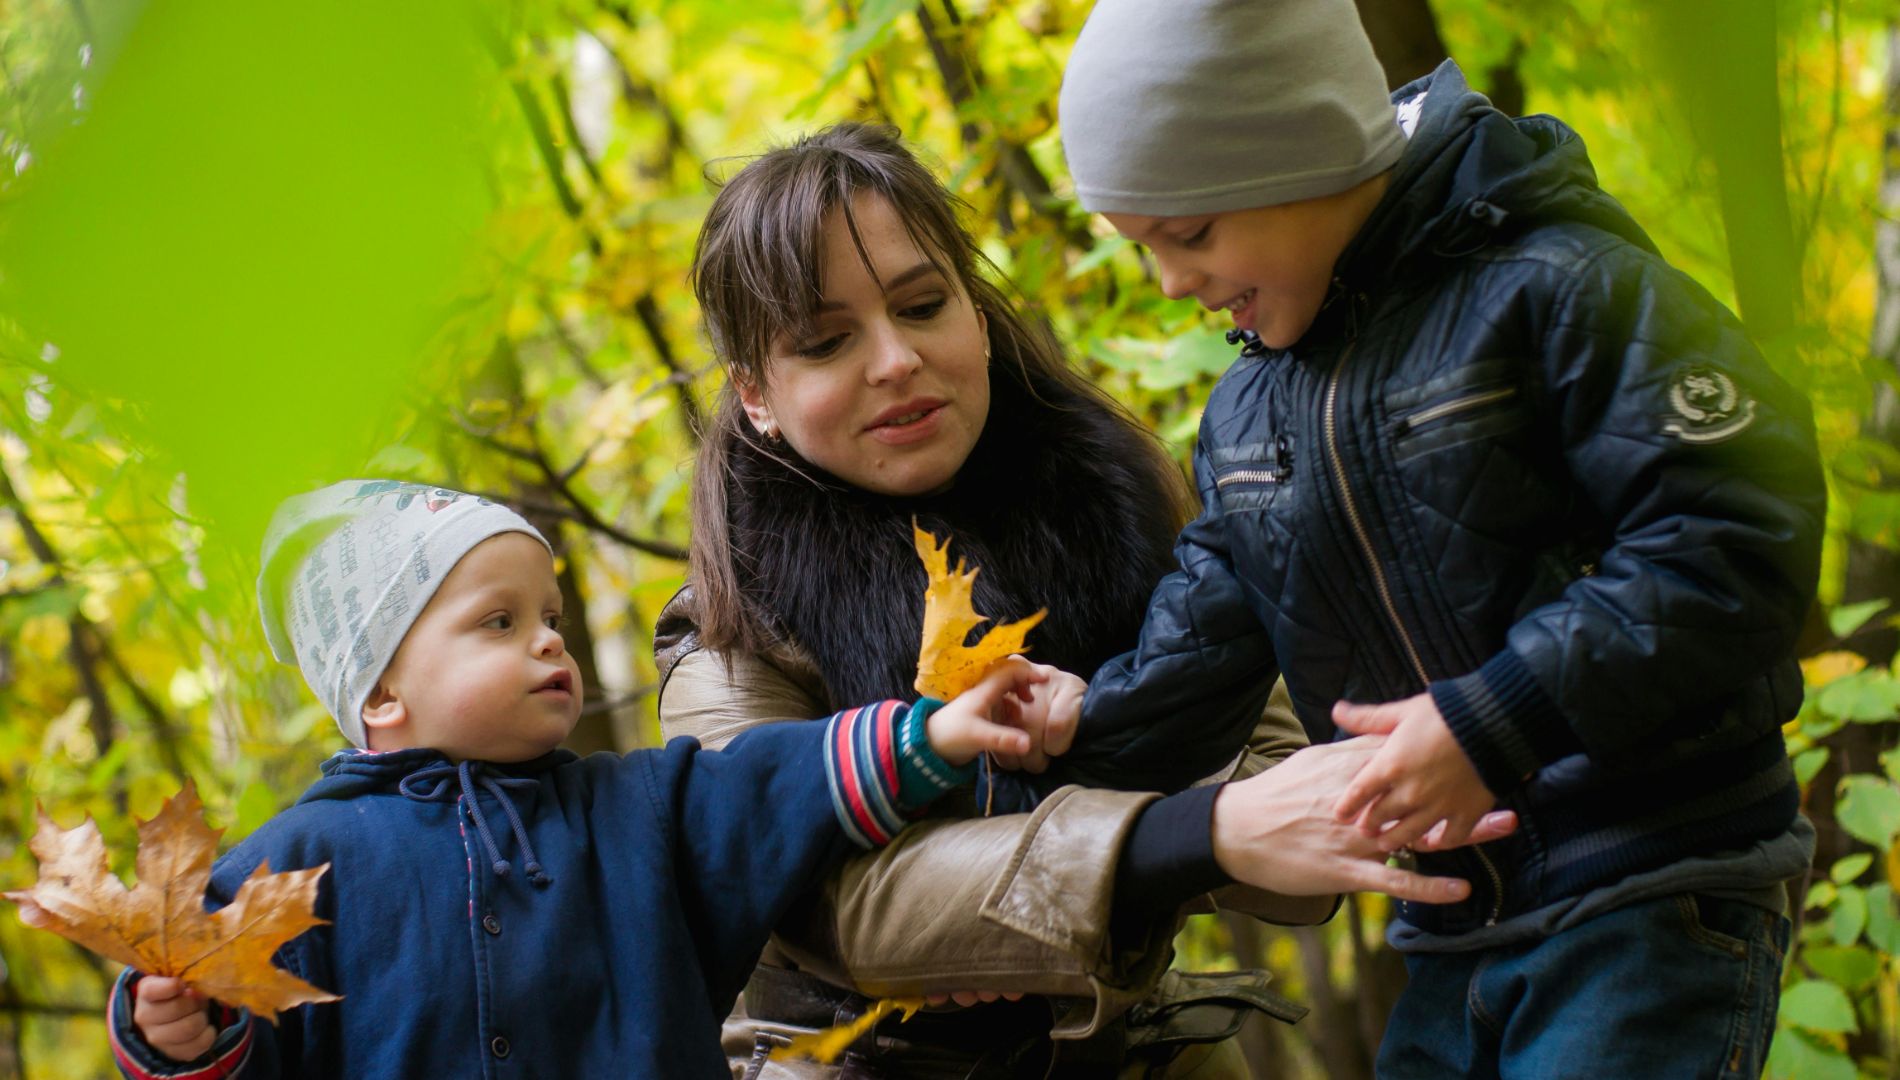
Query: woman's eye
482 613 514 631
794 334 847 359
898 297 947 320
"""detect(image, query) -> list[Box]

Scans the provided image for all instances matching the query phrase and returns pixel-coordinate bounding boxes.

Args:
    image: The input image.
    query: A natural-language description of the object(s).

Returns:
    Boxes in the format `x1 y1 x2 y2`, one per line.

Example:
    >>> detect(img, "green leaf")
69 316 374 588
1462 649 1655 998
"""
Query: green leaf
1801 945 1880 990
1829 884 1867 947
1778 979 1858 1034
1066 235 1129 280
1815 670 1900 723
85 740 132 789
235 780 280 836
364 443 433 477
1865 885 1900 954
1806 880 1838 911
1794 747 1831 785
794 0 918 114
1765 1026 1857 1080
1828 598 1888 639
1836 776 1900 849
1830 853 1873 884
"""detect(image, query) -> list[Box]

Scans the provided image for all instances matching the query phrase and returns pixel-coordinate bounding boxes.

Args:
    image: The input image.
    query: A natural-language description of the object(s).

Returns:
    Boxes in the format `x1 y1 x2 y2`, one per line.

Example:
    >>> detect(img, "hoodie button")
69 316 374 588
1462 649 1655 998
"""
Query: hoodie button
482 914 502 936
491 1035 511 1058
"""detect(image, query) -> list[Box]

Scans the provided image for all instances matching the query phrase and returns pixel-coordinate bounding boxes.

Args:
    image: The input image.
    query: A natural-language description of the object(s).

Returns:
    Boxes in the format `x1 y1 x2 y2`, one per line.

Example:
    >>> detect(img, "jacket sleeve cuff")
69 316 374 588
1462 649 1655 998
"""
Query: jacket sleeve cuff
1429 648 1581 795
828 700 972 849
894 697 977 808
1111 783 1231 927
109 969 255 1080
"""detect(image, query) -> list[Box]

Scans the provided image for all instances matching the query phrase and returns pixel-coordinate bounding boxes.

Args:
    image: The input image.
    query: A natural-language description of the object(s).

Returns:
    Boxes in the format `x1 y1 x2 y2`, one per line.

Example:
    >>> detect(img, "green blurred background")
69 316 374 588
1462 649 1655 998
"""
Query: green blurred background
0 1 1896 1076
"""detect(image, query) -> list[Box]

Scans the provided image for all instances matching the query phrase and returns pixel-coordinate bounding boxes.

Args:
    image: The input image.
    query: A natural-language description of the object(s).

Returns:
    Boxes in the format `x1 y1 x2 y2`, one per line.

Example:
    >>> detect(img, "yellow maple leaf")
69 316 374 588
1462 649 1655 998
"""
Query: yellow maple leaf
5 782 338 1022
1801 650 1867 687
769 996 924 1064
913 523 1046 700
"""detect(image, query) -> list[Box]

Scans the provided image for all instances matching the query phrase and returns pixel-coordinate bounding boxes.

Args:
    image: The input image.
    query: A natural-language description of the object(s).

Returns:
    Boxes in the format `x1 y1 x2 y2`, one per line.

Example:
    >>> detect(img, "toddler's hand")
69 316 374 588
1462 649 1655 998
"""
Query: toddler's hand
990 661 1082 774
925 657 1047 767
1330 693 1498 853
132 975 216 1062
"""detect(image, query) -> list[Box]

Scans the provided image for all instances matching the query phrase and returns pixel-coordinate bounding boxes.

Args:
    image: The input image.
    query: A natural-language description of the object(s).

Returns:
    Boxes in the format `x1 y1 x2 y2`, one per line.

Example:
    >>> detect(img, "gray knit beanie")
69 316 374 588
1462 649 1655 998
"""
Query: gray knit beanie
257 480 548 747
1059 0 1404 216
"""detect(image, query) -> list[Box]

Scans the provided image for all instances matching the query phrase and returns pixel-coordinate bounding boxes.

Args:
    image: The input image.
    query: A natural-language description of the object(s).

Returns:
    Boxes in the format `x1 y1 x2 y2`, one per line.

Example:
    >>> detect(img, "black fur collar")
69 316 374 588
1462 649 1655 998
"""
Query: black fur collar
726 371 1182 711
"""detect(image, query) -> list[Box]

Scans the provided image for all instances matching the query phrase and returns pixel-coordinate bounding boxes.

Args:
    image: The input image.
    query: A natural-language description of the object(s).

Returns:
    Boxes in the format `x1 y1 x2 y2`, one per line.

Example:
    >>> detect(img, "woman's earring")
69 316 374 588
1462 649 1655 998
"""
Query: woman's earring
762 421 782 443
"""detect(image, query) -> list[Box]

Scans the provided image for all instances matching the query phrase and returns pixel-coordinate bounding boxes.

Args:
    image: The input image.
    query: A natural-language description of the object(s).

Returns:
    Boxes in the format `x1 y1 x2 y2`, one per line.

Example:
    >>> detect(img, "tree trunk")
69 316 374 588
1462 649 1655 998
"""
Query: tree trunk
1352 0 1447 90
1293 925 1373 1080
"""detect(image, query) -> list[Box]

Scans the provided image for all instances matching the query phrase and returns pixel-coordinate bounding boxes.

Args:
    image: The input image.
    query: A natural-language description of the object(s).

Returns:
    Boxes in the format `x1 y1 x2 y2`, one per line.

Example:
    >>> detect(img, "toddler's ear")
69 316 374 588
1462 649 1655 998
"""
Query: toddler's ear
360 683 407 735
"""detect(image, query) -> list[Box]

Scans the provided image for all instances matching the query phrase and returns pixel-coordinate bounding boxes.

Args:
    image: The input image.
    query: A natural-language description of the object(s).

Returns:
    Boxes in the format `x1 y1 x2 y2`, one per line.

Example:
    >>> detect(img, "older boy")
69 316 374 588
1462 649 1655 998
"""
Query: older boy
108 481 1042 1078
1031 1 1825 1076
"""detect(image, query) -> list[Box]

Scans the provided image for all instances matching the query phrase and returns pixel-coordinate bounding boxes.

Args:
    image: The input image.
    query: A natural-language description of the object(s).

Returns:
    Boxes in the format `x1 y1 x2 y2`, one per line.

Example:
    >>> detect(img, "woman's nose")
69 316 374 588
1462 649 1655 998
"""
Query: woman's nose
864 323 923 384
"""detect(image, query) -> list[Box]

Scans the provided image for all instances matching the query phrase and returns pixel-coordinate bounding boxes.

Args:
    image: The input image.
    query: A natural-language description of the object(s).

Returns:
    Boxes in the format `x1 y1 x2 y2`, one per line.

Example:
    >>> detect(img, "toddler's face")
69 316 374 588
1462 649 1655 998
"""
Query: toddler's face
1104 177 1386 350
369 532 582 762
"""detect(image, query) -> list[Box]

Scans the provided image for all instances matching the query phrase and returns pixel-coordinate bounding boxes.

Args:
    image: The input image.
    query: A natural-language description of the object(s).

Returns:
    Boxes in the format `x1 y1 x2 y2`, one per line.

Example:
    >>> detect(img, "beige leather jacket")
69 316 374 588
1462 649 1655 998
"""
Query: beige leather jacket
654 587 1333 1039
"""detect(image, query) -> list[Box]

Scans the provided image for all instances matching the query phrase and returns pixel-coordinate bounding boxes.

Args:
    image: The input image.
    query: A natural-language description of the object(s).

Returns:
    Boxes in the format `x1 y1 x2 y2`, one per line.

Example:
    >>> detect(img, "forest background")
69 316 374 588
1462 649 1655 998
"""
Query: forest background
0 0 1895 1076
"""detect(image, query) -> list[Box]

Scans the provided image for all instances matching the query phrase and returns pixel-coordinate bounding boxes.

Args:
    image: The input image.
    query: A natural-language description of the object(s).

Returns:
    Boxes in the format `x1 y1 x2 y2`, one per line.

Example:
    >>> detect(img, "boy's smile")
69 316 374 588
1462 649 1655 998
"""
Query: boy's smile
1103 172 1390 350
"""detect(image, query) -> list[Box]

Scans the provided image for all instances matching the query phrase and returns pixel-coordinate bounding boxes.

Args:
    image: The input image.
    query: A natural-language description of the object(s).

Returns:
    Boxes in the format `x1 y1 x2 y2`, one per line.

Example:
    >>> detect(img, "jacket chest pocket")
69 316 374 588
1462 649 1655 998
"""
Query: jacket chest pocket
1211 433 1297 512
1386 360 1529 464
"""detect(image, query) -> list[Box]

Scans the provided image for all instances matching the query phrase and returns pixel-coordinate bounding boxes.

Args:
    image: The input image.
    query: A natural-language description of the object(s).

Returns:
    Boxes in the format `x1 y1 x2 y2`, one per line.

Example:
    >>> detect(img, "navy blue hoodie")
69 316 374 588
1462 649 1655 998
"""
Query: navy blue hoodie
109 703 939 1079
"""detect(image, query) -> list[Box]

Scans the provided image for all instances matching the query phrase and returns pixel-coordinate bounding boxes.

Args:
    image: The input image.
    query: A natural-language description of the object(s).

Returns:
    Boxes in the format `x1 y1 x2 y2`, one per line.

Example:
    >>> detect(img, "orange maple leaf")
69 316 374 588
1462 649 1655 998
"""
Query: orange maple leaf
913 523 1046 700
4 782 338 1022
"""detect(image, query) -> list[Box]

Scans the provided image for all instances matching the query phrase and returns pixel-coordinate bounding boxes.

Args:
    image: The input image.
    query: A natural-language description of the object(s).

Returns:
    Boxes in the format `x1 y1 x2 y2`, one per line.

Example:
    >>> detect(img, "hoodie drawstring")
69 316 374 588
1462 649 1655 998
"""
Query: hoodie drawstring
400 760 552 887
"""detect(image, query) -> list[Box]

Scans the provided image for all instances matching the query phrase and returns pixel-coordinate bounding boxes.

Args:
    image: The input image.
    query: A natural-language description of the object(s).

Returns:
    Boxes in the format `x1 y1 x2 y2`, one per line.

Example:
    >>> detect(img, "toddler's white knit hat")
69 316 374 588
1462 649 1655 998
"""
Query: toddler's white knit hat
1059 0 1404 216
257 480 548 747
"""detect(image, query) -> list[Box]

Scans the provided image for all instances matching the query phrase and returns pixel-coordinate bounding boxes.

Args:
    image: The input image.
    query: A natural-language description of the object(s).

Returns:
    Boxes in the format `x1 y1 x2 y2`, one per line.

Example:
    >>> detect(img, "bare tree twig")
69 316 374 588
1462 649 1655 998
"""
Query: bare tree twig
454 420 687 561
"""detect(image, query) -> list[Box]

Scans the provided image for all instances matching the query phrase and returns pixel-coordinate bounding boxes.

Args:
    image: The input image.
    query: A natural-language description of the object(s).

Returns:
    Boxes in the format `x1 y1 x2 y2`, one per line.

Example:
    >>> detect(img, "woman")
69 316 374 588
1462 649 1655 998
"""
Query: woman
658 123 1506 1078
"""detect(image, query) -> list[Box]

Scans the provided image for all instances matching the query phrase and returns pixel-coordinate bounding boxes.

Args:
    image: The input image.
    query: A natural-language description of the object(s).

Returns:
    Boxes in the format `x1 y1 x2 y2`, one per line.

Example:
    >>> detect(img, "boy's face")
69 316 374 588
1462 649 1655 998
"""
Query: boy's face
1104 175 1388 350
362 532 582 762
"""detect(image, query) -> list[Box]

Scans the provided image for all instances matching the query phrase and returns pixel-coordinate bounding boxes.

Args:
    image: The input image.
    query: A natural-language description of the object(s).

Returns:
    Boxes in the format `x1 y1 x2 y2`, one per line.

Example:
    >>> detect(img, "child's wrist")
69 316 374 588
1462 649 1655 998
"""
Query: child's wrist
900 697 977 806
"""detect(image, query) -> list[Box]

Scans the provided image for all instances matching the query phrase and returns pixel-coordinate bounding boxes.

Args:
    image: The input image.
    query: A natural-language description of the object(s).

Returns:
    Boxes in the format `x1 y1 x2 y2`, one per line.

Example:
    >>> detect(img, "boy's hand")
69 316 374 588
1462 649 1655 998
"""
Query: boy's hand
1330 693 1498 853
132 976 216 1062
925 657 1046 767
989 661 1082 774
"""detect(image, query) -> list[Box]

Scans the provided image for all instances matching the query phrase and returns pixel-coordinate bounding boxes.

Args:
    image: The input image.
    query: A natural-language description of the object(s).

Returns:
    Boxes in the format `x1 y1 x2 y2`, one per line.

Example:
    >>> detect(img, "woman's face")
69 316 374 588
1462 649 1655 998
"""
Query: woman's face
740 195 990 497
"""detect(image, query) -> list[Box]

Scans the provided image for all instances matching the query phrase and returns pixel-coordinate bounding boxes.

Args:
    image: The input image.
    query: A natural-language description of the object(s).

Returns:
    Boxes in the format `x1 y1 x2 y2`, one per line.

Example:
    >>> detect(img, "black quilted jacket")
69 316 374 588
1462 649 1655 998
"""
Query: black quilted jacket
1011 62 1825 933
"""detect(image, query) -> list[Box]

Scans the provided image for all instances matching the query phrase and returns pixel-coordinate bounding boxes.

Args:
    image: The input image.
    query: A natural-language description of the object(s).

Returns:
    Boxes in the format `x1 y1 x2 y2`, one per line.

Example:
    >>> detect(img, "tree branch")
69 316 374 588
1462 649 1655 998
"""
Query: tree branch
915 0 1094 249
457 420 687 561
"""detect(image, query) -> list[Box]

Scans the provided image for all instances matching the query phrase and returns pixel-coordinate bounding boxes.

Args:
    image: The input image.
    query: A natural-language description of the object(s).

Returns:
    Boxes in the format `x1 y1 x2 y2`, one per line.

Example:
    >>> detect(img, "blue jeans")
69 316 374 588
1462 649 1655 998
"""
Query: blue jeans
1377 893 1790 1079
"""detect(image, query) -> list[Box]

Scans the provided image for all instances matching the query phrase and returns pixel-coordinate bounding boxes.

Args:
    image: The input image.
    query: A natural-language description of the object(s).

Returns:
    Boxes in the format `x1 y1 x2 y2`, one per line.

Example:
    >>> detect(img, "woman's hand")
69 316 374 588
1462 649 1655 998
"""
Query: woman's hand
131 975 216 1062
923 990 1026 1007
1210 738 1517 904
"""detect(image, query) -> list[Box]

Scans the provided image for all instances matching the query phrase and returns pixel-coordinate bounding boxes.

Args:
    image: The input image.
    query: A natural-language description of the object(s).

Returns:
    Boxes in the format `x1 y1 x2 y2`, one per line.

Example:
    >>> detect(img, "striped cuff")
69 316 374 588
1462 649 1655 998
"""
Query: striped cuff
1429 648 1581 796
109 969 254 1080
823 701 908 849
895 698 977 807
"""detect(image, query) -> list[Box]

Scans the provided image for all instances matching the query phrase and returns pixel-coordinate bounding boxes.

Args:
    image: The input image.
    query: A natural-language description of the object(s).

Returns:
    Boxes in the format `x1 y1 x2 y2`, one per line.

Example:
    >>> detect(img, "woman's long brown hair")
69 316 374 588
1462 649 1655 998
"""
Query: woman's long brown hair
686 122 1186 657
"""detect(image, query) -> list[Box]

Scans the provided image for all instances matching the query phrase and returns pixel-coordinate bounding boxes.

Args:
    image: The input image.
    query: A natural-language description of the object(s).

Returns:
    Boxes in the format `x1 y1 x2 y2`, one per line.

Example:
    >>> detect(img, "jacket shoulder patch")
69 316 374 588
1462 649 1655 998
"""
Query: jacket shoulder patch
1662 365 1756 444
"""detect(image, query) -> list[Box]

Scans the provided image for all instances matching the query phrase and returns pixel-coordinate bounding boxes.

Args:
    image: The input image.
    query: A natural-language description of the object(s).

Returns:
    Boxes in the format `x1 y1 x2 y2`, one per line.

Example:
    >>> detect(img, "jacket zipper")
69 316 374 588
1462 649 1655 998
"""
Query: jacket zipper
1398 386 1516 431
1214 468 1285 488
1322 337 1505 925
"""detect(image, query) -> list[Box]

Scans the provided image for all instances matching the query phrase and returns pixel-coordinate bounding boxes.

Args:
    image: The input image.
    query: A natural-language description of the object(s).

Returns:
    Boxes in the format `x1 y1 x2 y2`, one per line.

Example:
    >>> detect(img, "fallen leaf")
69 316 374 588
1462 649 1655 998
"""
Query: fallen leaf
4 782 338 1022
913 523 1046 699
769 996 924 1064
